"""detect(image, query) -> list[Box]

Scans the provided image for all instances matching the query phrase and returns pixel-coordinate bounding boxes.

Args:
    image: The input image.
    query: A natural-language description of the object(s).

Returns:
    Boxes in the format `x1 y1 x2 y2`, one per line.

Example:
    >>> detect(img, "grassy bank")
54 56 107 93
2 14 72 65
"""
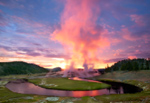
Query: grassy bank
97 70 150 82
28 77 110 91
0 73 47 79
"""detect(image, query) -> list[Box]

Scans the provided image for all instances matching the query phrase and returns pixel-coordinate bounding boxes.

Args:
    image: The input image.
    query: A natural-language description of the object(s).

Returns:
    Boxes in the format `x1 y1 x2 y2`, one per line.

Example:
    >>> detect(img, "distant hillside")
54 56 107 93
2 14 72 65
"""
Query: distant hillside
51 67 62 72
0 61 49 76
106 58 150 72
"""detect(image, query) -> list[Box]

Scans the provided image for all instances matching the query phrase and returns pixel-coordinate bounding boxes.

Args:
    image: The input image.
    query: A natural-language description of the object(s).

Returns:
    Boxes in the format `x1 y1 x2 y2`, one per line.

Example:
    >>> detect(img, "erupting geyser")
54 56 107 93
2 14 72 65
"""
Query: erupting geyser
51 0 110 75
62 62 100 78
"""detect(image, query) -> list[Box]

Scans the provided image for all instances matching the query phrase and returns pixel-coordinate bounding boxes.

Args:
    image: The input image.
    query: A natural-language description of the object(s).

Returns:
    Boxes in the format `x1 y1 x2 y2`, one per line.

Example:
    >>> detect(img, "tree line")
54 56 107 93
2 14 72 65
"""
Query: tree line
105 58 150 72
0 61 49 76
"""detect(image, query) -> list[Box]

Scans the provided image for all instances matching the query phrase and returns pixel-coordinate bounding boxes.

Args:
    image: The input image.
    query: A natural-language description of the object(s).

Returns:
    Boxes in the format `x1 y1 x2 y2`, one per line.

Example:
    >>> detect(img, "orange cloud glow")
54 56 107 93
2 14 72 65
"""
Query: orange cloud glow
128 56 137 60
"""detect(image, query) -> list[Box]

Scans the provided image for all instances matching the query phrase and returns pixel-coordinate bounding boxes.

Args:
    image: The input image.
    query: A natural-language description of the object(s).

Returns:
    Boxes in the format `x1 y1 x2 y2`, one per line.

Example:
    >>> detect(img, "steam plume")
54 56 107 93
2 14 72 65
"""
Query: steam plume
52 0 109 69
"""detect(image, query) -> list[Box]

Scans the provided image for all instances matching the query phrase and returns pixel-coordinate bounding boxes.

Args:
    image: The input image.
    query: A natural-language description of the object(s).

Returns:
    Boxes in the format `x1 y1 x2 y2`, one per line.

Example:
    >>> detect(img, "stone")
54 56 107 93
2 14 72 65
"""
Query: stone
46 97 59 101
24 96 34 99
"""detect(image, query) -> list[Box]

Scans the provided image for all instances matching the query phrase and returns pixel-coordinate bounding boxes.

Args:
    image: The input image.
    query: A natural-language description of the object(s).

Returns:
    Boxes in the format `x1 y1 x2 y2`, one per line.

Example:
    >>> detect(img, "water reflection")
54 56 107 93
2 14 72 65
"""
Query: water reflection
69 77 101 83
6 79 141 97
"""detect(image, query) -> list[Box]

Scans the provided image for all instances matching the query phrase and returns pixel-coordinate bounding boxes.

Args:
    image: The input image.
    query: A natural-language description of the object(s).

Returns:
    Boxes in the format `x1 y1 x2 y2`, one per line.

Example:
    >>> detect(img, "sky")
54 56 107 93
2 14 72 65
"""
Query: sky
0 0 150 69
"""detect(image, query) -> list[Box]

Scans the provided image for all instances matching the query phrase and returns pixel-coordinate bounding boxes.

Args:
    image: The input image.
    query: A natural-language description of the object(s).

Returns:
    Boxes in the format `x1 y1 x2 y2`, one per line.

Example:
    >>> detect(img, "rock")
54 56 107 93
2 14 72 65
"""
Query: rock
24 96 34 99
46 97 59 101
72 98 81 101
60 98 75 103
36 100 47 103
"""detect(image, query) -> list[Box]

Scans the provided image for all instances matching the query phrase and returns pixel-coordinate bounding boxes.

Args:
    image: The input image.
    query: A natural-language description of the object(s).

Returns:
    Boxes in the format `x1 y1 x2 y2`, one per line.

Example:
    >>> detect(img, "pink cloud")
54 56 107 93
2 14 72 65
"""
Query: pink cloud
128 56 137 59
110 38 122 45
0 9 3 13
0 1 5 6
143 34 150 43
10 16 52 37
113 49 123 56
130 14 145 26
121 28 140 41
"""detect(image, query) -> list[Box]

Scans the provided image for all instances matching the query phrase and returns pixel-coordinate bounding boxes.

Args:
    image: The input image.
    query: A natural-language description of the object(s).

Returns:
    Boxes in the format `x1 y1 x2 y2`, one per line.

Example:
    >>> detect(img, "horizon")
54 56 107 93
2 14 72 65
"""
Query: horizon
0 57 149 70
0 0 150 69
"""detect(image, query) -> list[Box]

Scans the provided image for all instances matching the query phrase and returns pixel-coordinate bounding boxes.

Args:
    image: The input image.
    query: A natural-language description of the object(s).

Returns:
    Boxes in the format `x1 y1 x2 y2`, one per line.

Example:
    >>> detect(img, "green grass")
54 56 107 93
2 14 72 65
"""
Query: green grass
96 70 150 81
0 73 47 79
124 80 150 91
95 78 121 82
1 71 150 102
28 77 110 91
94 93 150 103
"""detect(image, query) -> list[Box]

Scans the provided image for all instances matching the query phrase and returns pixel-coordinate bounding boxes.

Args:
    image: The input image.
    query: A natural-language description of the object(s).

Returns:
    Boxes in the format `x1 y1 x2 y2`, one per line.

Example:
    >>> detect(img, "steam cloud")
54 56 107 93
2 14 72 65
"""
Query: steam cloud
52 0 109 69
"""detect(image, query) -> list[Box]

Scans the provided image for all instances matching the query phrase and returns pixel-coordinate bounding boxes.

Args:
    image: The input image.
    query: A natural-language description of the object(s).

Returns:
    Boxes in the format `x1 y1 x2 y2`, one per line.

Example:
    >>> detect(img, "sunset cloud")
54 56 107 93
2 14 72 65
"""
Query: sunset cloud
128 56 137 59
0 0 150 69
121 28 140 41
131 14 145 26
